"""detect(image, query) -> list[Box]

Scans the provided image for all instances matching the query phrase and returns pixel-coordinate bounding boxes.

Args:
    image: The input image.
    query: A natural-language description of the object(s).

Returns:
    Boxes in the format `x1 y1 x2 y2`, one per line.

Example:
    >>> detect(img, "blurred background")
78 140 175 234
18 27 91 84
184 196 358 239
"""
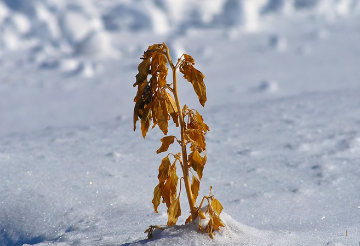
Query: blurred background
1 0 359 75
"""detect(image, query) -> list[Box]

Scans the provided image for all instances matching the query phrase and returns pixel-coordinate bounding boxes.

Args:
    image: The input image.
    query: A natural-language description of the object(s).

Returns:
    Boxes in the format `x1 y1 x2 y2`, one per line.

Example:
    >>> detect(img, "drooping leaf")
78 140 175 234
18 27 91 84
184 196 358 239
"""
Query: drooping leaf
133 71 151 131
206 199 225 232
212 213 225 230
134 57 150 87
191 175 200 203
161 164 178 208
180 62 206 107
211 198 223 215
158 156 171 183
156 98 169 135
150 95 158 129
141 105 151 138
165 92 179 126
165 92 177 113
152 184 161 213
183 54 195 65
195 110 210 133
182 104 189 116
188 150 206 179
150 49 168 88
167 195 181 226
185 129 206 151
156 136 175 154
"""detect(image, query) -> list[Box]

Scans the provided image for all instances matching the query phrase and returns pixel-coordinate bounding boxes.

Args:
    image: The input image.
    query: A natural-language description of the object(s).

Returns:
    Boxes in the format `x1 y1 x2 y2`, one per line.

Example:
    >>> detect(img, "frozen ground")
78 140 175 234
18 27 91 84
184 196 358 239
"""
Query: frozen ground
1 1 360 245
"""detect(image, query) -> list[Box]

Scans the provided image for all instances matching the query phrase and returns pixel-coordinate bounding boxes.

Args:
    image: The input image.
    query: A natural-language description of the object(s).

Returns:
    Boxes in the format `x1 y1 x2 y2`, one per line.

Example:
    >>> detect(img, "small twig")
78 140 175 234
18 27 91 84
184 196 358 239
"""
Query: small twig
144 225 164 239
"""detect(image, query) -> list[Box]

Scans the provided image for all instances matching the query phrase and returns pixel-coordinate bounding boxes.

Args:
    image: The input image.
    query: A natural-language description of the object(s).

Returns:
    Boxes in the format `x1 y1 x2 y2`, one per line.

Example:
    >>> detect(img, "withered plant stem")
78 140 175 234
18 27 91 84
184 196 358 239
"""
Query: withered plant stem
164 43 197 220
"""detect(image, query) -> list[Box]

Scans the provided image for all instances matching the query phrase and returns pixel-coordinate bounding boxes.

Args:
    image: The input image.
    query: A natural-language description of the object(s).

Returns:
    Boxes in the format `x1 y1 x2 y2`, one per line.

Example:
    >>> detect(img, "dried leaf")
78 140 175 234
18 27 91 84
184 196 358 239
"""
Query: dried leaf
183 54 195 65
182 104 189 116
188 150 206 179
158 156 171 183
167 195 181 226
148 43 164 51
150 50 168 87
165 92 179 126
212 213 225 230
158 71 168 88
211 198 223 215
185 129 206 151
134 57 150 87
162 164 178 208
191 175 200 203
180 63 206 107
195 110 209 133
156 136 176 154
141 105 151 138
152 184 161 213
156 99 169 135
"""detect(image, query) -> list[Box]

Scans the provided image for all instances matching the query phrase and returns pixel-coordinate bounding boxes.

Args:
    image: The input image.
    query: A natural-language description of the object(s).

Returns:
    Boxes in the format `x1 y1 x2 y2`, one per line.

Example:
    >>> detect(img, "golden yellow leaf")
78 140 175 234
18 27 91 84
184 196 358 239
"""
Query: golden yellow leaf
152 184 161 213
195 110 210 133
191 175 200 203
141 105 151 138
165 92 179 127
165 92 177 113
134 57 150 87
150 51 168 87
162 164 178 208
180 63 206 107
150 96 158 128
188 150 206 179
211 213 225 231
167 195 181 226
182 104 189 115
133 79 148 103
183 54 195 65
156 136 175 154
185 129 206 151
148 43 164 52
158 156 171 183
211 198 223 215
156 99 168 135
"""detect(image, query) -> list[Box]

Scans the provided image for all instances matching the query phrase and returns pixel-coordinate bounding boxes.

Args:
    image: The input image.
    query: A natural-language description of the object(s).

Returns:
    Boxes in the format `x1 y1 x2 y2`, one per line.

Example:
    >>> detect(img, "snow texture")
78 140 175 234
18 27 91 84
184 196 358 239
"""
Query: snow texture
1 0 360 246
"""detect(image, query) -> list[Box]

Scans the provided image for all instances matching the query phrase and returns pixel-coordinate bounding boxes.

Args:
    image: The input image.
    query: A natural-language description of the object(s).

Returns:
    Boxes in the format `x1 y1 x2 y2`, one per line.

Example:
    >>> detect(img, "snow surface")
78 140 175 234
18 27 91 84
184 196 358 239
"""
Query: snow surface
1 0 360 245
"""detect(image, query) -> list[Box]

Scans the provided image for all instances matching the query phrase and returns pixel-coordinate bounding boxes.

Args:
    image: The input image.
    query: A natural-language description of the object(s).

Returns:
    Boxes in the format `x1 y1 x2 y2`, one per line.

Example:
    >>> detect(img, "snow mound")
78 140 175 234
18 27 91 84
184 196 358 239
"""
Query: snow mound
134 213 294 246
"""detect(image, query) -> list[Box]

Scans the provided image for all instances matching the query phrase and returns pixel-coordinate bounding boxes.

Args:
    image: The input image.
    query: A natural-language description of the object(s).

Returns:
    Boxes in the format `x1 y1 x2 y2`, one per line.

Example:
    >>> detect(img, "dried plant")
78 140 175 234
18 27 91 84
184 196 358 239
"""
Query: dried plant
133 42 224 238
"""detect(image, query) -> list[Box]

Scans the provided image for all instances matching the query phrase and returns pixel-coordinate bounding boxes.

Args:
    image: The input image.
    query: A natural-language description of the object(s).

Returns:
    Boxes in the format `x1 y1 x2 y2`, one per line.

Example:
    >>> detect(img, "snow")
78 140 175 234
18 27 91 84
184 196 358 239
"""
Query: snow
1 0 360 245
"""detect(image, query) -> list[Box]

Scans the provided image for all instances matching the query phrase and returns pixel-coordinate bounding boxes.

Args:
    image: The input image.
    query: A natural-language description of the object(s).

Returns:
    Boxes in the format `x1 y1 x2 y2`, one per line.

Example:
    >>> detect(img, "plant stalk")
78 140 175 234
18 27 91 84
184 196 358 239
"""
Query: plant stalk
164 43 197 220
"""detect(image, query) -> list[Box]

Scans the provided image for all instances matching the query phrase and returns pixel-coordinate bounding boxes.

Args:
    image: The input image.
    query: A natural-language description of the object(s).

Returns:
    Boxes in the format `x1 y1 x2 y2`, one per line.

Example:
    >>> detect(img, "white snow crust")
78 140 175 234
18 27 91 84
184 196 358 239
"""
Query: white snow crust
1 1 360 246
